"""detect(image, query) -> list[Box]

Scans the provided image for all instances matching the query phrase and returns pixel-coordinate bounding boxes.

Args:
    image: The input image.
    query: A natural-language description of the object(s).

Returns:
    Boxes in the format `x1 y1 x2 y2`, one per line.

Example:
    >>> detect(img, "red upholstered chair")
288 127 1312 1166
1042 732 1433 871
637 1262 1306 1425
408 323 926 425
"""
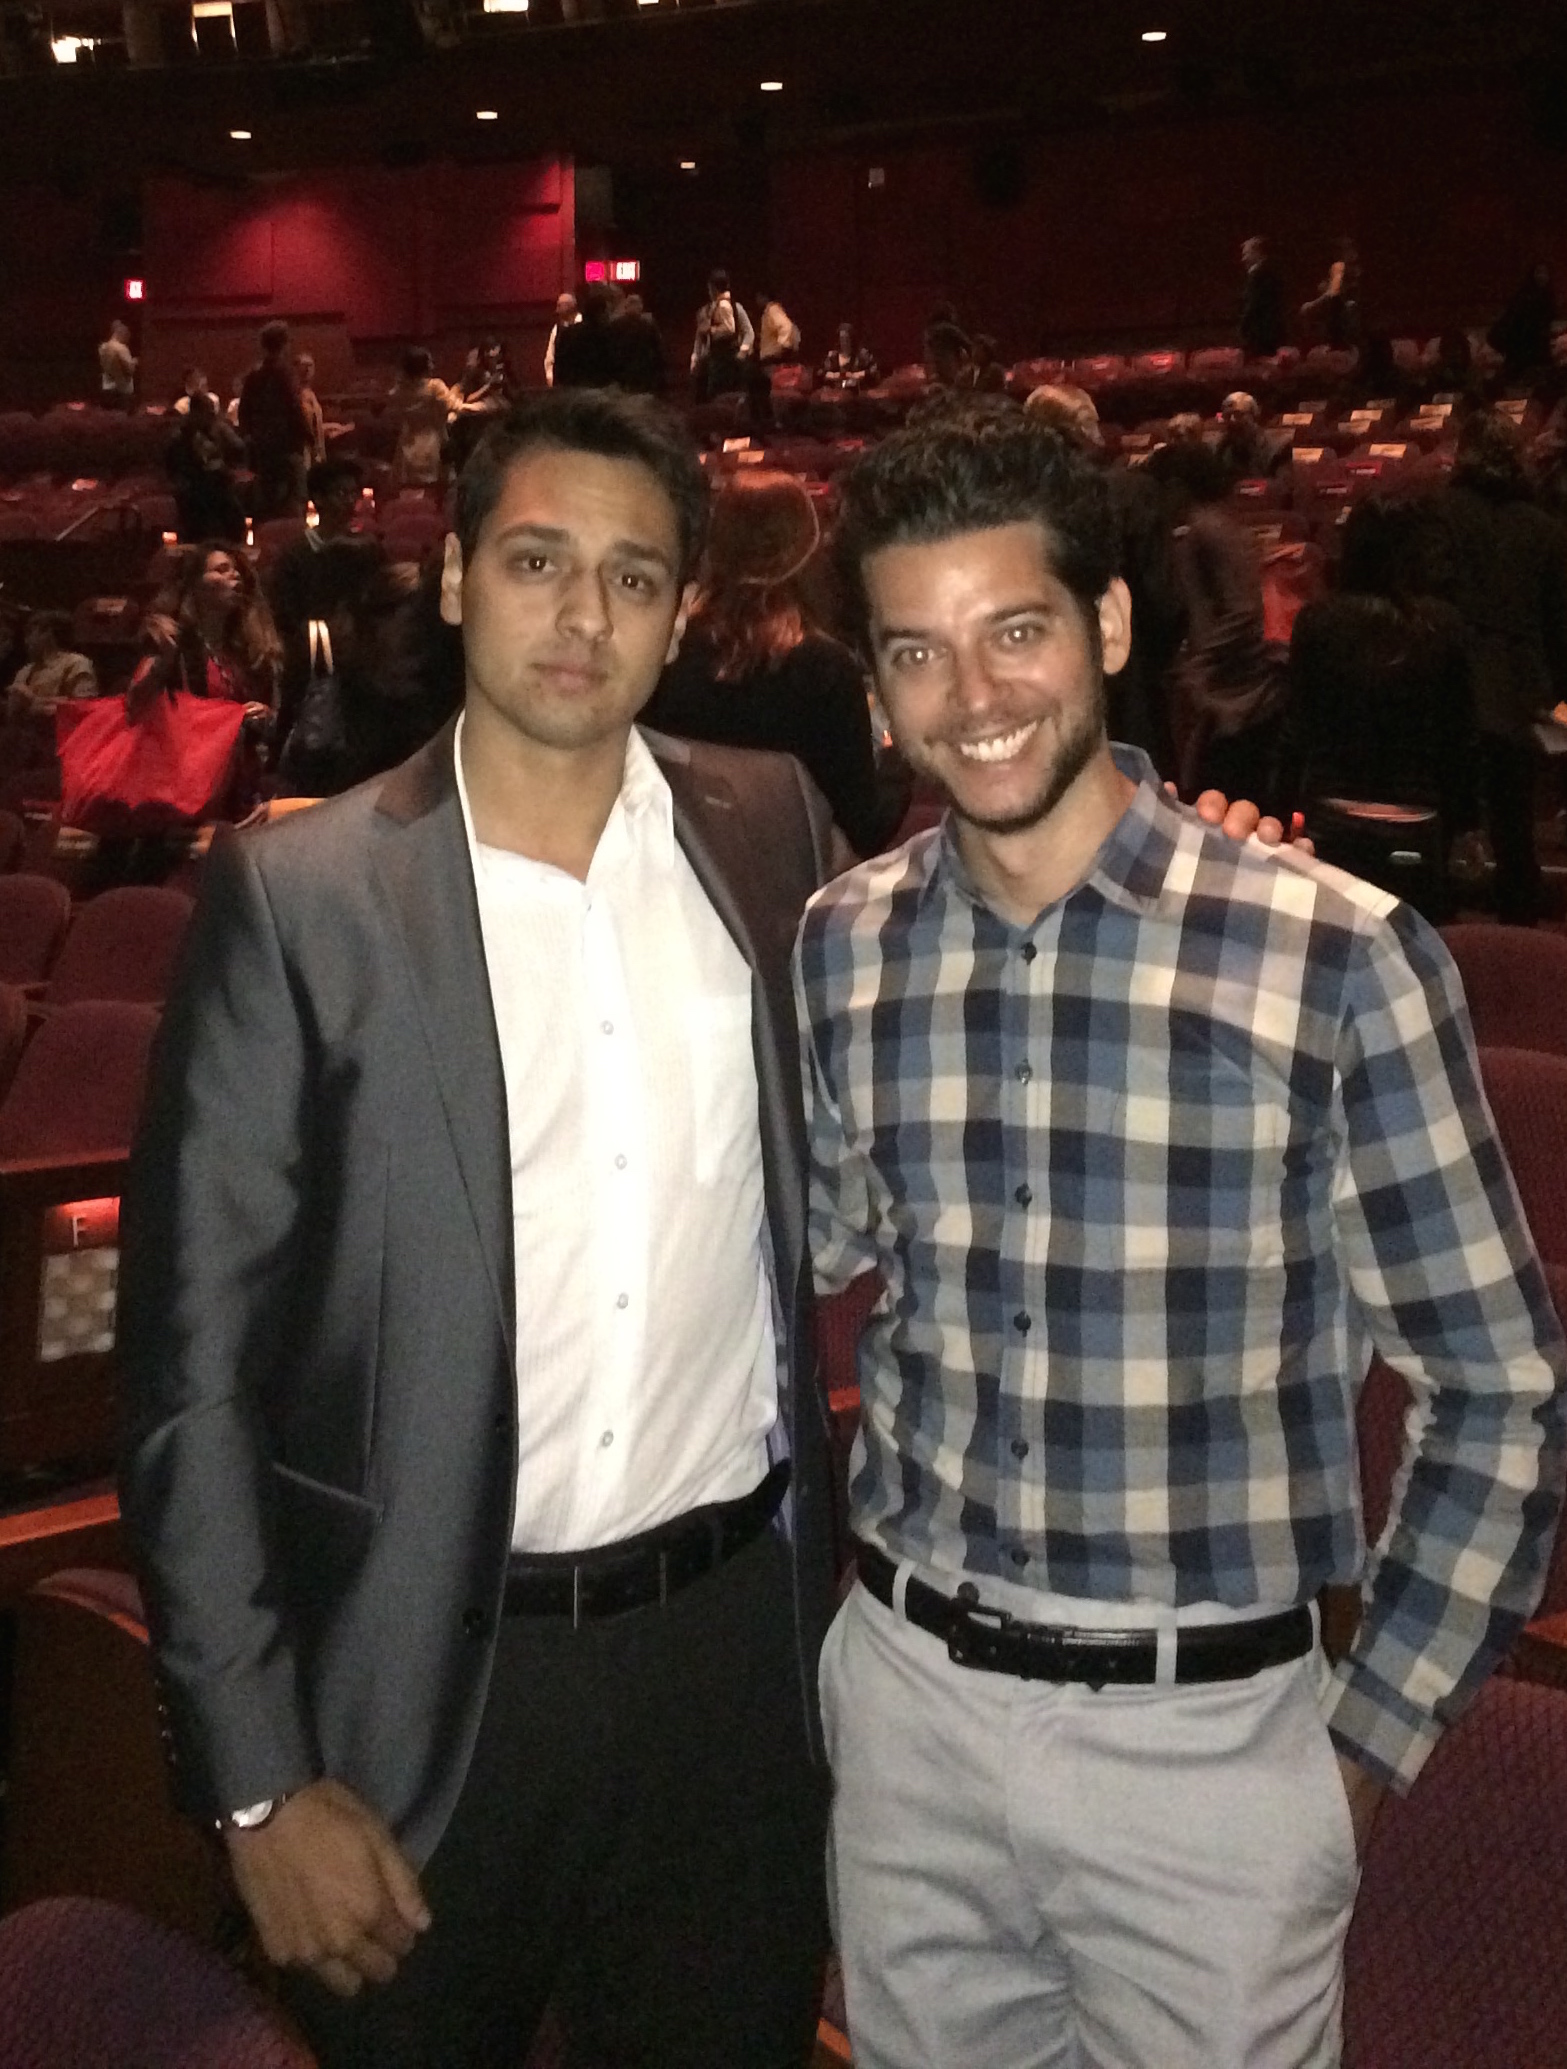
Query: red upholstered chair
1440 923 1567 1057
41 884 193 1010
0 1001 160 1476
0 983 26 1107
1475 1046 1567 1268
0 806 24 872
254 516 308 570
0 874 71 988
1342 1678 1567 2069
0 1898 312 2067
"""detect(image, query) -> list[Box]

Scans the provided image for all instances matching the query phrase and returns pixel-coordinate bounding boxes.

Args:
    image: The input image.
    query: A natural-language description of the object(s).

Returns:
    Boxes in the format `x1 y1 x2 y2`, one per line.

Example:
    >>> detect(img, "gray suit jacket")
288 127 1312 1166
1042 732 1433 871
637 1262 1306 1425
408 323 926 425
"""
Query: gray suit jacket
118 721 840 1863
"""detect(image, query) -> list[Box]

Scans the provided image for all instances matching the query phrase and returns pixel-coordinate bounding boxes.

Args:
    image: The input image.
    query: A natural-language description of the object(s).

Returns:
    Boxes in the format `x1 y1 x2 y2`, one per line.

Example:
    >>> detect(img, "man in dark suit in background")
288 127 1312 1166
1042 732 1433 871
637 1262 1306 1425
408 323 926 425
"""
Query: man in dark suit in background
1239 235 1287 360
119 389 838 2068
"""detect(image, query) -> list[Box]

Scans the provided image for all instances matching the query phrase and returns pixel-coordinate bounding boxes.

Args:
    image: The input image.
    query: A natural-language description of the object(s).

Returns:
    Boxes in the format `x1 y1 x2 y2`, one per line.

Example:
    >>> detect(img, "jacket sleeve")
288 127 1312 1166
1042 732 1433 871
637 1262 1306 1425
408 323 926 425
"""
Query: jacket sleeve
117 828 321 1821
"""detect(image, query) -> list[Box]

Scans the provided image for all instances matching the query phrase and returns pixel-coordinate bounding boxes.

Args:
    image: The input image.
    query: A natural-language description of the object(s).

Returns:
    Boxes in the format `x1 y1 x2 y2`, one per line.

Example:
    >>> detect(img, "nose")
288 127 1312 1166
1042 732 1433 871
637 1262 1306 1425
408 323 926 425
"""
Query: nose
947 641 1006 723
556 565 612 644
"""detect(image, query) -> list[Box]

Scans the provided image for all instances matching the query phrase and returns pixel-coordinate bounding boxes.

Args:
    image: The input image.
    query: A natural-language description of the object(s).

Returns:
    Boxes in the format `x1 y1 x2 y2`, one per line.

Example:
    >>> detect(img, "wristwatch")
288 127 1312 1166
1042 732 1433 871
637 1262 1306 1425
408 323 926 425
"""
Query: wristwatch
217 1794 289 1834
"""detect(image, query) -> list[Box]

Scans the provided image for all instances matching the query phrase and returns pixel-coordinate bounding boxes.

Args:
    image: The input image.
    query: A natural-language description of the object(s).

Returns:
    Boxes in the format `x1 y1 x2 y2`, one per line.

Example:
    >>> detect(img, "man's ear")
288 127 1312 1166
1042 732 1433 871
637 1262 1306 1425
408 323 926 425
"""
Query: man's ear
664 580 699 665
439 534 464 628
1098 576 1133 678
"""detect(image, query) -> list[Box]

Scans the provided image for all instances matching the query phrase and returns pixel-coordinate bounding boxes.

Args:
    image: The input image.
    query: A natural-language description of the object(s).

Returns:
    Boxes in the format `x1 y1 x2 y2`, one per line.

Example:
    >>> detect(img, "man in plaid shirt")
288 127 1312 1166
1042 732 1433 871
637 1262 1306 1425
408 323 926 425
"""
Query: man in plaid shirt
795 403 1566 2069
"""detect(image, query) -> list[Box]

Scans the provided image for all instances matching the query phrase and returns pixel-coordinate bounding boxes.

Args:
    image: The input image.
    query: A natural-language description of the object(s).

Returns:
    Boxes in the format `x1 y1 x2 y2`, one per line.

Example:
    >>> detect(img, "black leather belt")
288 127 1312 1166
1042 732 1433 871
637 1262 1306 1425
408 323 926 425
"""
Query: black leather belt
504 1461 789 1624
855 1540 1312 1688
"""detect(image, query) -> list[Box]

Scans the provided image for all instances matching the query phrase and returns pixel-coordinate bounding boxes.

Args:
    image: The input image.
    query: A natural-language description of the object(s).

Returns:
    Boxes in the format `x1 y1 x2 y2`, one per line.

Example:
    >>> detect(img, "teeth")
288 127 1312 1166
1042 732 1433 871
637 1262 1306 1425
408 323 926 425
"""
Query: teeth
956 722 1038 764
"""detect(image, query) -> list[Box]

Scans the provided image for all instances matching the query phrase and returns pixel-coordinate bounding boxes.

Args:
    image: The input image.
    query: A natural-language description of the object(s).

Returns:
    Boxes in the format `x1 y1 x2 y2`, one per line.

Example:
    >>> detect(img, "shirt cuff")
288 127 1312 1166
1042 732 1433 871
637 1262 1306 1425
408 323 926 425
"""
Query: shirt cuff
1322 1651 1445 1793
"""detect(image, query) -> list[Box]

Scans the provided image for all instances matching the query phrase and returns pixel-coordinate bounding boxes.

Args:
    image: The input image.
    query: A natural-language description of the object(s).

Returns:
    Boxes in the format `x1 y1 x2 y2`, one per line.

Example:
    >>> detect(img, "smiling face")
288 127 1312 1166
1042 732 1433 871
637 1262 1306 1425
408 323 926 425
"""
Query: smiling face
440 442 692 764
865 520 1130 840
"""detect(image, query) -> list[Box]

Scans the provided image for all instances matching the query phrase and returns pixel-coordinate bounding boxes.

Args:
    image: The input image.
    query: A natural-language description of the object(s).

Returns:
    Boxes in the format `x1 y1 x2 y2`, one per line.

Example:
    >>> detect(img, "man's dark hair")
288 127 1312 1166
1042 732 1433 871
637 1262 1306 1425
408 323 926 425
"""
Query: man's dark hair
834 397 1118 655
1453 409 1531 501
708 269 729 295
307 454 364 503
259 320 289 357
454 387 709 582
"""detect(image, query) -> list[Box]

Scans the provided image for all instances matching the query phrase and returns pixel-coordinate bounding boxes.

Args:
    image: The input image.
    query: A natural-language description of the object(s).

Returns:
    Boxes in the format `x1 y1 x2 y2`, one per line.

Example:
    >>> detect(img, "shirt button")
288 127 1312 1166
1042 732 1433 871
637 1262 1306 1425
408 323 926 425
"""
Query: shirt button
1010 1547 1029 1568
1010 1437 1029 1460
1020 942 1037 963
462 1606 486 1638
615 1154 628 1170
1014 1184 1032 1207
601 1020 614 1035
600 1430 614 1449
1013 1311 1031 1334
1015 1062 1032 1084
616 1292 629 1310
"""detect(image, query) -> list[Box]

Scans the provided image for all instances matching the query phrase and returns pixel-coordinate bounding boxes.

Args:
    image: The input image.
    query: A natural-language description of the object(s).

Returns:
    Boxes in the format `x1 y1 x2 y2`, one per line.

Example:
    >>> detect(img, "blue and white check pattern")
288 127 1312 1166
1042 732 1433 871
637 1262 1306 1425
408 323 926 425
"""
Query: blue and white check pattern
794 747 1567 1788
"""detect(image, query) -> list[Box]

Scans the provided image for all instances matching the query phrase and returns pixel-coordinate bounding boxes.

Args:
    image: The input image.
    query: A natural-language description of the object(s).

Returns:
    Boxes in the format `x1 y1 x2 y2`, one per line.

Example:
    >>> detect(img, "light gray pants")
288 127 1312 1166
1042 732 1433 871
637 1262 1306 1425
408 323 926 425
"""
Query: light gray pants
821 1580 1359 2069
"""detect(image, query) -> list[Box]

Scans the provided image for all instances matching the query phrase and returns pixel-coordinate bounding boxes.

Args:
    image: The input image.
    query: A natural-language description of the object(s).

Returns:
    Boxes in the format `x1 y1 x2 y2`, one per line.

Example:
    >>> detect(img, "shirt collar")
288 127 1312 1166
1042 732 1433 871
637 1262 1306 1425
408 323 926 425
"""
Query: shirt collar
453 711 676 877
919 743 1185 924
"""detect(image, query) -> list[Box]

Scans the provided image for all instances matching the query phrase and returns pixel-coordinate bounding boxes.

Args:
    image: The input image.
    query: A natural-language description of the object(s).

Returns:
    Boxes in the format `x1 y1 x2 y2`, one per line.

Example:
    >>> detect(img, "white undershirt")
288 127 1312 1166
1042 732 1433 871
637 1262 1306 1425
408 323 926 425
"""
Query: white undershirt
454 718 777 1552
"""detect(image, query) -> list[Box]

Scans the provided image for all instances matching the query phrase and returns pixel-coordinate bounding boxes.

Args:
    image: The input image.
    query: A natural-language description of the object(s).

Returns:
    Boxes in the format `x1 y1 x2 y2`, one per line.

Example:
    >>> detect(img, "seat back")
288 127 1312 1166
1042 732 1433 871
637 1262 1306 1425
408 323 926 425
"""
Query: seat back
0 983 26 1107
1475 1046 1567 1269
0 999 160 1161
1343 1678 1567 2069
44 885 193 1010
1441 924 1567 1058
0 874 72 986
0 1897 309 2066
0 806 24 871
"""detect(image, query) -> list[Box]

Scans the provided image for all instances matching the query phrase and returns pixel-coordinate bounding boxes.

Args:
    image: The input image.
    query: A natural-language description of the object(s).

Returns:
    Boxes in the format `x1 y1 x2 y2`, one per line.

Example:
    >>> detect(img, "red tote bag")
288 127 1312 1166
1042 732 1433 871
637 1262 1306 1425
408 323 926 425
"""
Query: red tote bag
59 692 249 836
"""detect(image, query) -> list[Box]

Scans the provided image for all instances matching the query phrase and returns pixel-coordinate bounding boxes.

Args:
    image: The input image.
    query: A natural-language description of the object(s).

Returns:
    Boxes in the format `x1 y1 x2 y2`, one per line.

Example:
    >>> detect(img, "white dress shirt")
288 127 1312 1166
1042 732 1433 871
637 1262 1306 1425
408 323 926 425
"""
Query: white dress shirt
455 719 777 1552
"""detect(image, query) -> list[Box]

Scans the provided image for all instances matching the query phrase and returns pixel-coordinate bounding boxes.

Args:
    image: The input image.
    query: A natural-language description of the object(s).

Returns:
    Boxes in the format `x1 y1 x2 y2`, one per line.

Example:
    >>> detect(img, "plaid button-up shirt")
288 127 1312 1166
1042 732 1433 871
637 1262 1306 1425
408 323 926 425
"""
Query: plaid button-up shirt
794 747 1567 1788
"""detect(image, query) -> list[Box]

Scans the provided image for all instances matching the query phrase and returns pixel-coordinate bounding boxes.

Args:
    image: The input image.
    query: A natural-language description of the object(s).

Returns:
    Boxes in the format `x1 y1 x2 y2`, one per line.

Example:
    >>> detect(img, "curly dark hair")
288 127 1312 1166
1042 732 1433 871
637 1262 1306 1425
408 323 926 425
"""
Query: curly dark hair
833 396 1119 656
455 388 709 583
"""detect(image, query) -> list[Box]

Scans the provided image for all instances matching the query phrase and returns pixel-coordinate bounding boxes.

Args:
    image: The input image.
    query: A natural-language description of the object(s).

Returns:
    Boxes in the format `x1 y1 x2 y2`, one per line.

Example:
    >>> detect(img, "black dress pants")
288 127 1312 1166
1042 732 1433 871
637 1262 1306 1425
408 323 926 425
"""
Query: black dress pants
283 1527 829 2069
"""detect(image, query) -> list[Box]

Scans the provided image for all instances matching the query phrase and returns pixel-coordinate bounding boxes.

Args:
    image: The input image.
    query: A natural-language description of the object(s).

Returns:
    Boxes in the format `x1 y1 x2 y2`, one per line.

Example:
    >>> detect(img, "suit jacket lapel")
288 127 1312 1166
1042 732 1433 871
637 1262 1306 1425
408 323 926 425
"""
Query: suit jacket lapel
371 724 514 1356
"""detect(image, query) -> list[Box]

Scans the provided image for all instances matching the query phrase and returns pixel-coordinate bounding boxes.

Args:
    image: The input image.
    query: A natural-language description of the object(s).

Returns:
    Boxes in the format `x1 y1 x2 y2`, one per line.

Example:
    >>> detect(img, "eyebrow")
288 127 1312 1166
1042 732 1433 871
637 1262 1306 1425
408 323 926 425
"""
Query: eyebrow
491 521 676 574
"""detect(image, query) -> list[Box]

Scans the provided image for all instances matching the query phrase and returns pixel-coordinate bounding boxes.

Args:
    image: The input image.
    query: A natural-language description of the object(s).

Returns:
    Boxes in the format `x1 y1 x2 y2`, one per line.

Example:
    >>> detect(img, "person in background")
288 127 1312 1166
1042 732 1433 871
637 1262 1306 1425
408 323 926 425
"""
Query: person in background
607 294 669 397
1301 236 1362 350
295 354 328 468
98 319 137 411
757 289 802 367
553 283 623 391
643 468 911 860
1436 409 1567 923
1489 264 1558 386
240 321 312 520
923 321 971 390
266 456 387 758
821 322 880 392
449 337 517 469
1238 234 1287 359
171 366 216 418
543 291 580 387
1216 389 1289 481
165 389 248 546
959 333 1008 395
129 544 280 722
388 347 455 491
4 609 98 716
691 269 754 400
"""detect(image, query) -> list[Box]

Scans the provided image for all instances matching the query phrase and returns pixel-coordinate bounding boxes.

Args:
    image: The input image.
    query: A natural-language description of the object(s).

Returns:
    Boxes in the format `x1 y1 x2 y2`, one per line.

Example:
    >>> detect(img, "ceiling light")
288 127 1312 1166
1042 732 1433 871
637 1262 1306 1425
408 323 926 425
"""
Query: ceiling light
1141 28 1168 41
760 79 783 92
482 0 530 11
51 33 94 60
476 108 499 120
679 159 697 171
230 128 251 140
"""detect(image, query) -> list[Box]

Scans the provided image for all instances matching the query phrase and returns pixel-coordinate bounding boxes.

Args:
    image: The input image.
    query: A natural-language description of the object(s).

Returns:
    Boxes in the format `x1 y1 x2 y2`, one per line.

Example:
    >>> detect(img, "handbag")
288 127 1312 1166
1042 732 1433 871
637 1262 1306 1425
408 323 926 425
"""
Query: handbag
277 618 346 794
58 688 248 835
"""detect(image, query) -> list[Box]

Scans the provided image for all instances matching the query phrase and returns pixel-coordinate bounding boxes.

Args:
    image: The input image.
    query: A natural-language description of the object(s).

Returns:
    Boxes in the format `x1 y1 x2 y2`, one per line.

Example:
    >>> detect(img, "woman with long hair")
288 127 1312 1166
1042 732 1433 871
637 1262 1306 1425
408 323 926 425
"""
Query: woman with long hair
129 542 281 719
642 468 910 857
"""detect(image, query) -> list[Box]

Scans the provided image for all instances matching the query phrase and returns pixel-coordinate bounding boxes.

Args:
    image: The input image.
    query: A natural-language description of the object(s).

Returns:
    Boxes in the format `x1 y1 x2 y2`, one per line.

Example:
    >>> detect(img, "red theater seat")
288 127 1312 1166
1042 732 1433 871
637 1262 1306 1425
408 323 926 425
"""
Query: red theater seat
1442 924 1567 1057
40 886 193 1011
0 807 24 872
0 984 26 1106
0 875 71 989
1476 1047 1567 1269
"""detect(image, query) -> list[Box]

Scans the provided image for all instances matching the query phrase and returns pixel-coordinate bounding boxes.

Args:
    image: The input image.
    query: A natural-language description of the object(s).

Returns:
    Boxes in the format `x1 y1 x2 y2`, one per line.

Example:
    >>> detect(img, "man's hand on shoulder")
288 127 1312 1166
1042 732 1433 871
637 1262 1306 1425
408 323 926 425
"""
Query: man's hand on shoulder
1169 781 1316 856
224 1778 431 1997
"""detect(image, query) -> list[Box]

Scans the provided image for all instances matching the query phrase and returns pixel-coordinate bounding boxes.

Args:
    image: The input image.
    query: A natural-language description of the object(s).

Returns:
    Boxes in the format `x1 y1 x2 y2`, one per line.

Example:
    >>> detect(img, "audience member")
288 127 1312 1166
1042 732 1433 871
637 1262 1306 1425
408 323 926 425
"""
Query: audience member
1148 438 1287 805
821 322 881 392
1490 263 1558 384
606 293 669 397
266 456 387 753
4 608 98 715
552 282 623 390
1216 389 1289 480
98 318 137 410
542 291 580 387
1301 235 1363 349
239 321 312 520
1238 235 1287 358
387 347 454 489
691 269 754 399
923 321 971 389
959 333 1008 395
1023 382 1102 449
171 366 215 417
164 389 247 545
129 544 281 720
449 337 517 467
1436 409 1567 922
757 289 802 365
295 353 328 466
643 469 911 858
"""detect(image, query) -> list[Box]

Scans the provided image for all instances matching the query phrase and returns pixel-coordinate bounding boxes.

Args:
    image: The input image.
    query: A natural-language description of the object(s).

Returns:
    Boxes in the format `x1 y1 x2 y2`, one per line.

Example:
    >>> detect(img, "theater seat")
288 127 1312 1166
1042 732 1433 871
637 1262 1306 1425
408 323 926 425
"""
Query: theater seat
0 984 26 1106
1475 1047 1567 1268
1342 1678 1567 2069
0 874 71 988
41 885 193 1010
1441 924 1567 1057
0 807 25 872
0 1898 309 2067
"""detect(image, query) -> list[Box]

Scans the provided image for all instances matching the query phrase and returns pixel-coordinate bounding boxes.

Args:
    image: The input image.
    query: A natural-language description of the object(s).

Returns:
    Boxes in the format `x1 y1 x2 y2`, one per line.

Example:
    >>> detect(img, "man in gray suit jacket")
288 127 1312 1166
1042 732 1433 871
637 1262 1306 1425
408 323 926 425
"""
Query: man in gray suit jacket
120 389 838 2067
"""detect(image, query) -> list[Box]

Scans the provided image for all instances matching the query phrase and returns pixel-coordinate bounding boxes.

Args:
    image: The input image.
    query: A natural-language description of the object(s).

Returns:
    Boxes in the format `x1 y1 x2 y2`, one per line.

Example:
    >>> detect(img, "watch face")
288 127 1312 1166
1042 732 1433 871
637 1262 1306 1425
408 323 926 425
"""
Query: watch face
229 1798 276 1830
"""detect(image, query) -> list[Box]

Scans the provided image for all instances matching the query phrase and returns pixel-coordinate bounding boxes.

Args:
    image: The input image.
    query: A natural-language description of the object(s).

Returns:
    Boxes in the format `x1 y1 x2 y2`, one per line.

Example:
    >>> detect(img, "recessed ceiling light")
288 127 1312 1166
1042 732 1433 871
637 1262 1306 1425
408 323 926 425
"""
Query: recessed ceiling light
482 0 529 11
679 160 697 171
760 79 783 92
230 128 252 140
476 109 499 120
1141 28 1168 41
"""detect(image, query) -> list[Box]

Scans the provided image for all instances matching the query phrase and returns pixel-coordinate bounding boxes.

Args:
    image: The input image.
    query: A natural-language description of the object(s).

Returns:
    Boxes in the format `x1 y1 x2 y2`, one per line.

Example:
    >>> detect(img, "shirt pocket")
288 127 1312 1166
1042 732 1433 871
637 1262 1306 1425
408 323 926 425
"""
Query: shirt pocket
685 990 757 1188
